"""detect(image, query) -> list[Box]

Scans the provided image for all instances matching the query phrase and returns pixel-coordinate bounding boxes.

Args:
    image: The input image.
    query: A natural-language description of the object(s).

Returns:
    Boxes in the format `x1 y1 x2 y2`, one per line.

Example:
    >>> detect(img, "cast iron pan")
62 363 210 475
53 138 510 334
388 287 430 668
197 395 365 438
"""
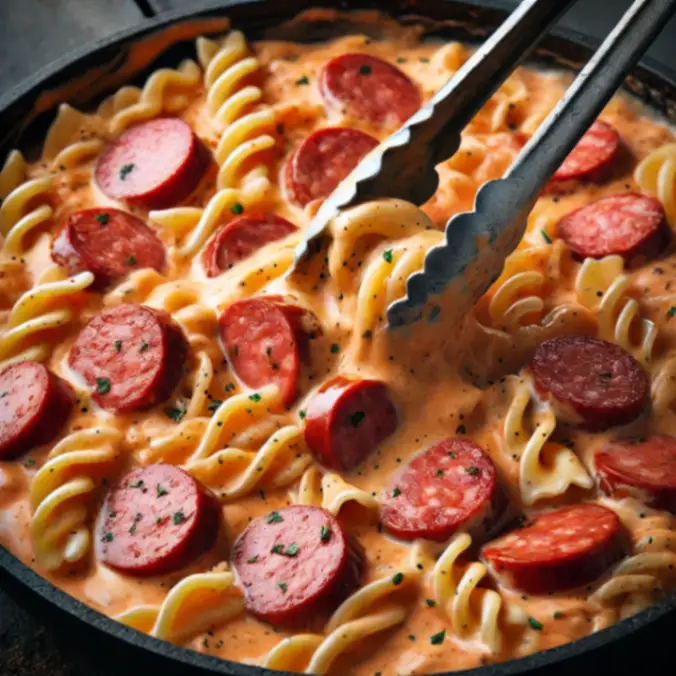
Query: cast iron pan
0 1 675 675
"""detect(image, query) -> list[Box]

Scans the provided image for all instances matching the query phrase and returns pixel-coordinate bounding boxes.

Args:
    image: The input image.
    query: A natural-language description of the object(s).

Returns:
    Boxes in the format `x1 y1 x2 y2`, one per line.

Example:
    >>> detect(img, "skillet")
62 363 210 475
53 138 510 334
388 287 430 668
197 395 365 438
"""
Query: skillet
0 1 675 674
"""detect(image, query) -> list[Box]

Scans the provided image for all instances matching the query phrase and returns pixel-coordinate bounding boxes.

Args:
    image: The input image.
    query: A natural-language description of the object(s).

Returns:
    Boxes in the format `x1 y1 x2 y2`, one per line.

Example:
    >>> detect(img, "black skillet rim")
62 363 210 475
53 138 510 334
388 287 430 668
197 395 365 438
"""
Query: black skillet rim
0 1 674 674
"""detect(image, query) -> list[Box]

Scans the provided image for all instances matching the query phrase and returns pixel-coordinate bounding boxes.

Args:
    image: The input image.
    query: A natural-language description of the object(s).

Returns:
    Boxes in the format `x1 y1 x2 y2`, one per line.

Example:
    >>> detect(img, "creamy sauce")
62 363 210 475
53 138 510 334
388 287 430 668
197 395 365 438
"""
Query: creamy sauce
1 16 675 676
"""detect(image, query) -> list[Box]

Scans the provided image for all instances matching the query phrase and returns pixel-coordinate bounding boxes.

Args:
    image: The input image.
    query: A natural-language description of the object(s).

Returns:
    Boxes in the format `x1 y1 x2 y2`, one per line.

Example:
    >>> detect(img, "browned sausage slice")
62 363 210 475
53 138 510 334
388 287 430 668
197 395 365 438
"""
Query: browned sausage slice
380 438 506 542
68 304 188 413
231 505 364 626
0 361 74 460
51 208 165 289
529 336 648 431
557 194 669 266
284 127 378 207
549 120 620 184
219 297 317 406
595 435 676 513
320 54 421 126
97 464 221 576
304 376 398 471
95 118 210 209
482 504 627 594
202 212 297 277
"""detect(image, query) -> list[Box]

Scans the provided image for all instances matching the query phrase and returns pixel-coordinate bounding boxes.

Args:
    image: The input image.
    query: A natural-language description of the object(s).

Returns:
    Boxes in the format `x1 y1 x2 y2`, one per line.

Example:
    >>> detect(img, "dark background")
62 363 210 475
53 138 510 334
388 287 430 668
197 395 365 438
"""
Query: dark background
1 0 676 674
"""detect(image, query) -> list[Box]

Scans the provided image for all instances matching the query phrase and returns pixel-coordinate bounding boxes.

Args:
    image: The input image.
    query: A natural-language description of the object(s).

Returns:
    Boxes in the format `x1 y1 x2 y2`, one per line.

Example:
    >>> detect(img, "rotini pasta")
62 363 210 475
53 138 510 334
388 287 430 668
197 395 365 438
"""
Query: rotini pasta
635 142 676 224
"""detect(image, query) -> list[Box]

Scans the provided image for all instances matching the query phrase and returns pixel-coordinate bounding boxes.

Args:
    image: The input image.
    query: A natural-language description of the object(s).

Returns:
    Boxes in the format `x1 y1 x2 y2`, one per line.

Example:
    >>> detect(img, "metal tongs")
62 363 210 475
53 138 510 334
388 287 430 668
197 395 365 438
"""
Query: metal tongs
291 0 676 327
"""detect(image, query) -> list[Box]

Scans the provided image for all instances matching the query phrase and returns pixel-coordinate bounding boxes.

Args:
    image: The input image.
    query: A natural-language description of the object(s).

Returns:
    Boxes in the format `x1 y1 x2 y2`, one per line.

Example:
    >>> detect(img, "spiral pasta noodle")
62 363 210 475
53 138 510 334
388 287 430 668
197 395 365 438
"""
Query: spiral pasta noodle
634 142 676 224
575 255 657 366
30 428 122 571
294 466 378 515
503 376 592 505
42 104 104 170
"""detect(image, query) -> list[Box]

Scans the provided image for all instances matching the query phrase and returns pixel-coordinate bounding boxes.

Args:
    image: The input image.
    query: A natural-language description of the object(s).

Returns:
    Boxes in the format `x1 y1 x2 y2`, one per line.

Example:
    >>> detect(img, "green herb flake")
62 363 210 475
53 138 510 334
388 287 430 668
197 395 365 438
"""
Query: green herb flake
96 377 111 394
129 480 144 489
359 64 372 75
119 163 135 180
114 339 122 352
350 410 366 427
24 458 36 467
330 343 340 354
392 487 401 497
94 213 110 225
102 531 114 543
129 512 142 534
435 468 444 477
456 424 466 434
299 409 307 420
285 542 300 557
667 306 676 319
392 572 404 586
208 400 223 413
425 599 436 608
249 393 262 402
173 511 187 525
528 617 543 631
295 75 310 86
420 57 430 63
541 229 552 244
320 525 332 542
278 582 288 593
396 57 407 64
382 249 394 263
271 543 285 554
465 466 481 477
231 202 244 215
266 511 284 524
430 629 446 645
139 342 149 353
165 404 187 423
156 484 168 497
247 555 259 564
126 255 137 266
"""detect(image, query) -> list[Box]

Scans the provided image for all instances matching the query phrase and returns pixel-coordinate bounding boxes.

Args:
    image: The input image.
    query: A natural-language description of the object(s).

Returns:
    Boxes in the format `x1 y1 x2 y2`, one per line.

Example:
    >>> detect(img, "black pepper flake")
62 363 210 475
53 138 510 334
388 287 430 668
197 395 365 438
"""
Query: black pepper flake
295 75 310 86
359 64 372 75
456 424 466 434
350 410 366 427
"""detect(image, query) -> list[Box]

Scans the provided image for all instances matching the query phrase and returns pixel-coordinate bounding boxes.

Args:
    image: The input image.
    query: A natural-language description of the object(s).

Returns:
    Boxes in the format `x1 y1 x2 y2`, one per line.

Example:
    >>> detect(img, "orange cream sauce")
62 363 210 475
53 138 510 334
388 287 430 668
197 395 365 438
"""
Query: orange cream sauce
1 16 676 676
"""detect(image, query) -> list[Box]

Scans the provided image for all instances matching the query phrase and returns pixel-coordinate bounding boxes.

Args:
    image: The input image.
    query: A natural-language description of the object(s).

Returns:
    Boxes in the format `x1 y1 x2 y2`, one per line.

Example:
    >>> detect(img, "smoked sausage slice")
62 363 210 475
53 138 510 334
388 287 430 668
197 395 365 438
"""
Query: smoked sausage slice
68 303 188 413
320 54 421 126
52 208 165 289
549 121 620 185
284 127 378 207
482 503 626 594
304 376 398 471
231 505 364 627
97 464 221 576
0 361 74 460
219 297 317 406
95 118 210 209
529 336 648 431
557 194 668 266
202 212 297 277
380 438 506 542
595 435 676 513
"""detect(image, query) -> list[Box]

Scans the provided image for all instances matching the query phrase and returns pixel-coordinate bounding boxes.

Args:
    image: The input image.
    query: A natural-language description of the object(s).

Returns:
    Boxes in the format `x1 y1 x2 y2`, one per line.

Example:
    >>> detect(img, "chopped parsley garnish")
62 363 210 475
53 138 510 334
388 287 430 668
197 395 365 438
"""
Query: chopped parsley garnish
295 75 310 86
320 525 332 542
541 229 552 244
247 555 259 564
382 249 394 263
24 458 35 467
330 343 340 354
225 383 236 393
448 451 457 459
96 377 111 394
114 339 122 352
129 480 144 489
208 400 223 413
392 572 404 586
102 532 114 543
119 163 135 180
465 466 481 477
270 543 285 554
456 424 466 434
139 342 149 353
359 64 372 75
396 57 407 63
350 410 366 427
231 202 244 215
173 511 186 525
165 404 187 423
425 599 436 608
126 255 137 266
430 629 446 645
94 213 110 225
528 617 543 631
420 57 430 63
249 393 262 402
156 484 168 497
266 511 284 524
667 306 676 319
435 468 444 477
299 409 307 420
392 487 401 497
285 542 300 557
278 582 288 593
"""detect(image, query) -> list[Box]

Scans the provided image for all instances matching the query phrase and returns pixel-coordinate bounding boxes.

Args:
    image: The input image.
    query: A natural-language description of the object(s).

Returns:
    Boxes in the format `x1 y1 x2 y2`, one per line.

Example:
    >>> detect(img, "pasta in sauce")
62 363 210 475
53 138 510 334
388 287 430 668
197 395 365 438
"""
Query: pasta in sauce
1 13 676 676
